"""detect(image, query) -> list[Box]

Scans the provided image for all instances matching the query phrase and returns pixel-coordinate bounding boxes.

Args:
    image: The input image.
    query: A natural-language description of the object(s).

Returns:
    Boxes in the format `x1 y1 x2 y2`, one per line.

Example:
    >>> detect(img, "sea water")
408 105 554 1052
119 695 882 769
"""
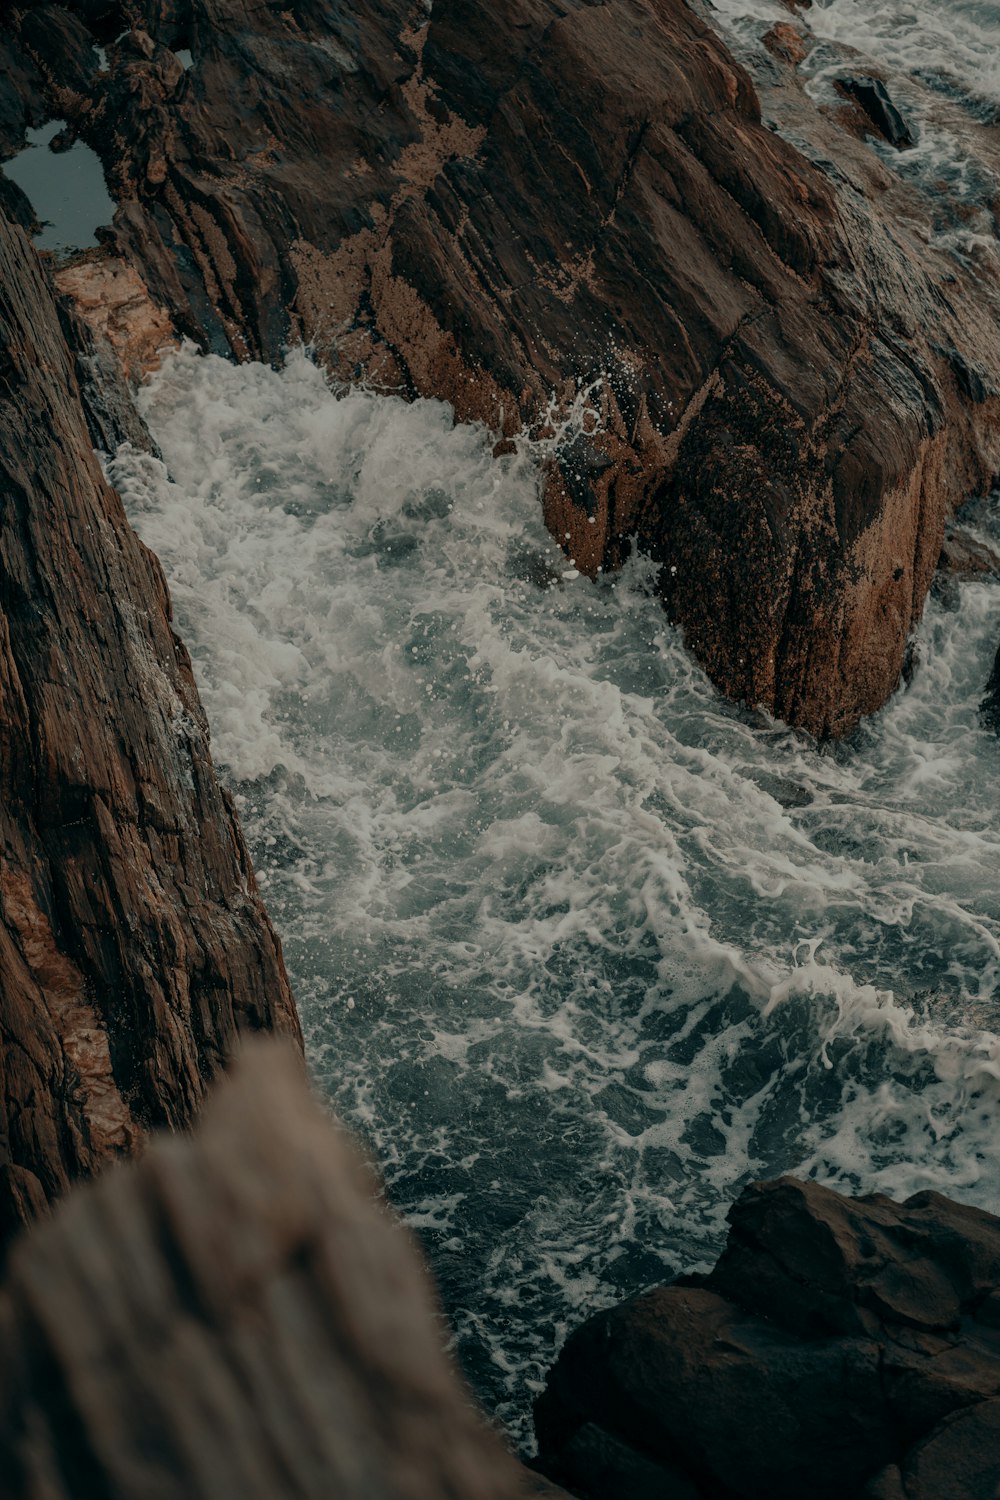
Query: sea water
706 0 1000 260
707 0 1000 112
110 343 1000 1443
3 120 116 257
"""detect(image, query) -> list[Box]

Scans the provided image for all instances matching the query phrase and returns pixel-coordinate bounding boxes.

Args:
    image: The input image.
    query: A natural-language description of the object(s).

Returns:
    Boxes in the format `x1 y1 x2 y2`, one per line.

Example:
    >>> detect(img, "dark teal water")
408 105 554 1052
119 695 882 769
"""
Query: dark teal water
4 119 115 257
113 345 1000 1445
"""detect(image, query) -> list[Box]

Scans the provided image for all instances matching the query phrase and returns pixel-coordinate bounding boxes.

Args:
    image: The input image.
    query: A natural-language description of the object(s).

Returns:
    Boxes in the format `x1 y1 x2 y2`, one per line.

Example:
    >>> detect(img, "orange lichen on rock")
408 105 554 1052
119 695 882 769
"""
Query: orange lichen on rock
55 255 176 380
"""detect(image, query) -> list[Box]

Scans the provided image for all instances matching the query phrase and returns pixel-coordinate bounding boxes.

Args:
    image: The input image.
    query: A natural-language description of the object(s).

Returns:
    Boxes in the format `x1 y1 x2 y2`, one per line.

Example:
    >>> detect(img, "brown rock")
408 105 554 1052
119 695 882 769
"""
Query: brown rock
0 209 300 1257
534 1177 1000 1499
54 253 177 380
706 1176 1000 1338
900 1401 1000 1500
0 1041 572 1500
763 23 808 67
939 525 1000 579
6 1 1000 735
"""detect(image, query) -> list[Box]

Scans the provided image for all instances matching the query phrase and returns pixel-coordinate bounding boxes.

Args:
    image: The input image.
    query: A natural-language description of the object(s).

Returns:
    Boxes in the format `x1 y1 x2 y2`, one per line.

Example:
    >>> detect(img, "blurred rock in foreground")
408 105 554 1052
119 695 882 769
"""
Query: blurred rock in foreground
0 1041 568 1500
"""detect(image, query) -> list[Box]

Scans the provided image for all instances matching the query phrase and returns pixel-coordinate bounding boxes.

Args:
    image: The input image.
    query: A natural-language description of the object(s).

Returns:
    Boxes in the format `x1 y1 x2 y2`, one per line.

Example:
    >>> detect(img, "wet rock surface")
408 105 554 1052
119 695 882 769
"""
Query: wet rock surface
980 645 1000 731
0 1042 572 1500
534 1176 1000 1500
0 209 300 1256
3 1 1000 735
939 524 1000 580
837 77 915 150
0 8 998 1490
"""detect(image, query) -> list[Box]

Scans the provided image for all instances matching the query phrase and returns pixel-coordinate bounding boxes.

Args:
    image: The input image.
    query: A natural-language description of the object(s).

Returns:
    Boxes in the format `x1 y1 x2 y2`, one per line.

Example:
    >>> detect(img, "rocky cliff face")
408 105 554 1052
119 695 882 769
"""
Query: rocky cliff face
0 209 300 1254
535 1176 1000 1500
1 9 999 1491
4 0 1000 734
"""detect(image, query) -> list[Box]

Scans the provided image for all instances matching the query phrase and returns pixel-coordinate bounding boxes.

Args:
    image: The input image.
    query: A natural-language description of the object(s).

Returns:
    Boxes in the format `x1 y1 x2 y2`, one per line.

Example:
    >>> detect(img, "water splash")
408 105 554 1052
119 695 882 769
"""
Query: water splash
112 345 1000 1445
706 0 1000 259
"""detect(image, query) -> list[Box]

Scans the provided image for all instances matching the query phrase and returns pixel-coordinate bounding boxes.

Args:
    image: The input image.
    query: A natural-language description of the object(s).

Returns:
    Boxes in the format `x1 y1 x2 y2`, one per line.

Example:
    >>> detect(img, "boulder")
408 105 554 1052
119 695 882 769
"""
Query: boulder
535 1177 1000 1499
3 0 1000 735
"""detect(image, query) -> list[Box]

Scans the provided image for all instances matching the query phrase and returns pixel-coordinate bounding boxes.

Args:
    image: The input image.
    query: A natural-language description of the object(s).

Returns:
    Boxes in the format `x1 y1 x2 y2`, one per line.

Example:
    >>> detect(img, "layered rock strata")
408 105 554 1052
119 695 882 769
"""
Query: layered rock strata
534 1176 1000 1499
0 1041 569 1500
4 0 1000 733
0 209 300 1255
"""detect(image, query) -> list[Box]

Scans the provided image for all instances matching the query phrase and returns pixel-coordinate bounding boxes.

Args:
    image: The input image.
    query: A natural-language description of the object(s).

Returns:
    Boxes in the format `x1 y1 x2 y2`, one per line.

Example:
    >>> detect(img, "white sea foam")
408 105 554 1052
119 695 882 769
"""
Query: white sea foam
708 0 1000 104
707 0 1000 258
711 0 1000 99
112 345 1000 1444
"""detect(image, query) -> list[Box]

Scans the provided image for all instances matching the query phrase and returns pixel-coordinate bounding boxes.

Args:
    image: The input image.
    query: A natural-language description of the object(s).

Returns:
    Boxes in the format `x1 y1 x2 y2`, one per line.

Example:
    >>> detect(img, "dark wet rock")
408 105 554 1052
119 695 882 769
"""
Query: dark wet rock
4 1 1000 737
747 770 814 808
0 33 45 159
534 1176 1000 1499
837 77 916 150
0 165 38 236
533 1423 699 1500
895 1402 1000 1500
0 1042 572 1500
942 346 996 406
938 525 1000 579
506 544 564 591
981 645 1000 732
0 210 300 1257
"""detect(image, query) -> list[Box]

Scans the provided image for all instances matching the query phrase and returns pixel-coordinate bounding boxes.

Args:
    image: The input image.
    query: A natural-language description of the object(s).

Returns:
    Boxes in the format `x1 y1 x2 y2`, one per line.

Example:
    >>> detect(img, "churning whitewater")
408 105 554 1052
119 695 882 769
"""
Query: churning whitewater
111 345 1000 1443
708 0 1000 262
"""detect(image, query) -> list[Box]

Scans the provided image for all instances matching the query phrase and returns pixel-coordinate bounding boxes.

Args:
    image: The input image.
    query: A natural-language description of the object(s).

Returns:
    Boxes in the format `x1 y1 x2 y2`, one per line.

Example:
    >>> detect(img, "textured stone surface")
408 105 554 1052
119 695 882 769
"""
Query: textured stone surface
0 210 300 1256
4 1 1000 735
981 645 1000 731
535 1177 1000 1499
939 525 1000 580
0 1042 572 1500
54 257 177 382
837 77 915 150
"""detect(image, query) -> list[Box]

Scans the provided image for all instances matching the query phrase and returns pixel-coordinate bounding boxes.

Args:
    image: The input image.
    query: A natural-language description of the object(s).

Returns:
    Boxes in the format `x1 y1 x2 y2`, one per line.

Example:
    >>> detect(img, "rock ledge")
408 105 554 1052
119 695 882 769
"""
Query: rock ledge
535 1176 1000 1499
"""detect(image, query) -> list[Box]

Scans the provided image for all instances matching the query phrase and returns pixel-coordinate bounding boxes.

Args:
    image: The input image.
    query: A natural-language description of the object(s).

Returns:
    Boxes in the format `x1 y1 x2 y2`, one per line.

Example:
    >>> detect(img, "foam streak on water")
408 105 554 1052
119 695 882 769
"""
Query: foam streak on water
706 0 1000 255
112 347 1000 1444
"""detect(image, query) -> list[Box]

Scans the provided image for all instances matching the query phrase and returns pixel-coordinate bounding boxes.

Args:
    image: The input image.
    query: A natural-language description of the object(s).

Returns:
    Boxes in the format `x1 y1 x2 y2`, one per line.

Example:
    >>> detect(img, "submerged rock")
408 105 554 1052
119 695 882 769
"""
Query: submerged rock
534 1176 1000 1499
4 0 1000 736
981 645 1000 731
